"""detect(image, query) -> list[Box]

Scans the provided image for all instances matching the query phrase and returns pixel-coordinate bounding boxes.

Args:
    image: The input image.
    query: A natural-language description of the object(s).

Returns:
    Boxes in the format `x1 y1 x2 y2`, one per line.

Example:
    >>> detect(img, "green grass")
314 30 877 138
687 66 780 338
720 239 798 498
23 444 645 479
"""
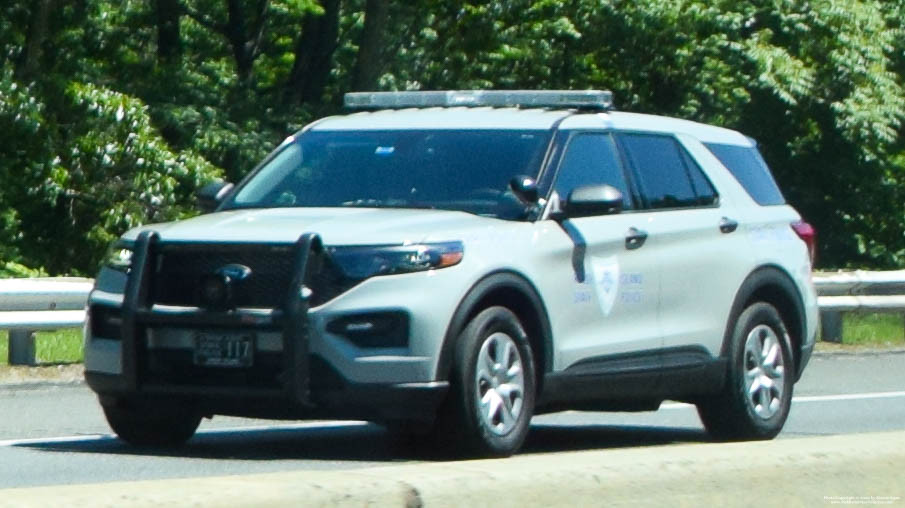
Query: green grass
0 329 84 365
839 313 905 346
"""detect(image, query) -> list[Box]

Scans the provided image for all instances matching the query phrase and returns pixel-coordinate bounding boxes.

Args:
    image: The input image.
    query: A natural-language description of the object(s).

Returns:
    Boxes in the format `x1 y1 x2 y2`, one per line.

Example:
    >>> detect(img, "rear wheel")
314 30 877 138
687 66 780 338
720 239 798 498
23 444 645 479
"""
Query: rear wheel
435 306 536 457
103 398 202 447
697 302 794 440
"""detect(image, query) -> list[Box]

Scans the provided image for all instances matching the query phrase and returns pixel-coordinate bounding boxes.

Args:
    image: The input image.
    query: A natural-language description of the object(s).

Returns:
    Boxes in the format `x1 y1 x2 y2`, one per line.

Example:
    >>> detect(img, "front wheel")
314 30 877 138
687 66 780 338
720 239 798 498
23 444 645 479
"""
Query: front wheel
436 306 536 457
103 398 202 447
697 302 794 440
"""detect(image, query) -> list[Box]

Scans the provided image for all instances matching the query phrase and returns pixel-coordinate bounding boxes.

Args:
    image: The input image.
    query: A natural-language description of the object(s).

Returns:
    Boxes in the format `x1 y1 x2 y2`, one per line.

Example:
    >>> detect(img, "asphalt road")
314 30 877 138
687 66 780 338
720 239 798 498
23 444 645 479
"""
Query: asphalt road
1 351 903 489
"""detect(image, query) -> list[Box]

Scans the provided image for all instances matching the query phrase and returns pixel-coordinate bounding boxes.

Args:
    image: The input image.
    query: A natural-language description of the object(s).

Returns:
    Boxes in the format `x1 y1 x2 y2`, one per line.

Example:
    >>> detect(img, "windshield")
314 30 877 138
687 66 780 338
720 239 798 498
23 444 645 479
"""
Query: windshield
226 129 550 219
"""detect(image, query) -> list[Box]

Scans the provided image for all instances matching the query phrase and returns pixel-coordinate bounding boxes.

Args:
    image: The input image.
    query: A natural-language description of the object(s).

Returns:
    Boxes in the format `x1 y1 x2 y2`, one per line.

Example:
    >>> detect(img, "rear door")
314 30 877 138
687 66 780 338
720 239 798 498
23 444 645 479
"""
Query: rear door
616 133 750 359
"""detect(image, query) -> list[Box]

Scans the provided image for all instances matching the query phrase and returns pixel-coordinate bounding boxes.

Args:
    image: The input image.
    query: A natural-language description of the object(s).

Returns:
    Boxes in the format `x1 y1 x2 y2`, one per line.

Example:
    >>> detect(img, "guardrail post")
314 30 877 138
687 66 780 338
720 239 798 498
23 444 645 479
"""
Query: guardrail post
820 311 843 343
8 329 37 366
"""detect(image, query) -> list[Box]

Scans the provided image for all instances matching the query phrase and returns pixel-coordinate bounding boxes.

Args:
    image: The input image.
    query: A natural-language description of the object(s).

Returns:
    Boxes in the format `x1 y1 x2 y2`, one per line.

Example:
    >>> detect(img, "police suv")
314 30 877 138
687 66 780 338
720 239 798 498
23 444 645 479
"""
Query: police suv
85 90 819 456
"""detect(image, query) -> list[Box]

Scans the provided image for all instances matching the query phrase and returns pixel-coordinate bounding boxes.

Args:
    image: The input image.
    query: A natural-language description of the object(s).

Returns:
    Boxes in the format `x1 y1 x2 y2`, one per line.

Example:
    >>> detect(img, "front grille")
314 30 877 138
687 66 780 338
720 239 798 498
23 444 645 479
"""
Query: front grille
149 242 358 309
151 243 294 308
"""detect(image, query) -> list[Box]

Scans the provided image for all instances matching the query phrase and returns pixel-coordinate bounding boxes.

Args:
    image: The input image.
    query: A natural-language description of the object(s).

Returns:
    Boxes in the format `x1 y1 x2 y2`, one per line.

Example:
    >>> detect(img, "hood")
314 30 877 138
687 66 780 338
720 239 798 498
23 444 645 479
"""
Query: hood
123 207 502 246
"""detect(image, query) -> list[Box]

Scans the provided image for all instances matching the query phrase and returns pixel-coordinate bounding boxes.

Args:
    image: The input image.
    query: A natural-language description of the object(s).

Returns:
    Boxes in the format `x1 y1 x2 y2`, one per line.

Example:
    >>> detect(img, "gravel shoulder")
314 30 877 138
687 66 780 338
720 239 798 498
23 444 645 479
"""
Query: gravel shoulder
0 363 84 386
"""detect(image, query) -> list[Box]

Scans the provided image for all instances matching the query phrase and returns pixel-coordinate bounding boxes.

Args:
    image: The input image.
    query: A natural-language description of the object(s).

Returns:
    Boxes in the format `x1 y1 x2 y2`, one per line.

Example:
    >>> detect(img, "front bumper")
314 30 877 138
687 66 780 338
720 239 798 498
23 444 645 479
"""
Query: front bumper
85 371 448 422
84 231 449 422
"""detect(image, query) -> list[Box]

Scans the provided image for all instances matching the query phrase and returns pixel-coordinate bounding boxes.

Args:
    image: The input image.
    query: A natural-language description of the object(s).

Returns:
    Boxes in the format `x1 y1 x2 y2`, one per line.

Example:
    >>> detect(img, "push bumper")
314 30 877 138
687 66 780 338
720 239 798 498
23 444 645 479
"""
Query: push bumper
87 230 449 422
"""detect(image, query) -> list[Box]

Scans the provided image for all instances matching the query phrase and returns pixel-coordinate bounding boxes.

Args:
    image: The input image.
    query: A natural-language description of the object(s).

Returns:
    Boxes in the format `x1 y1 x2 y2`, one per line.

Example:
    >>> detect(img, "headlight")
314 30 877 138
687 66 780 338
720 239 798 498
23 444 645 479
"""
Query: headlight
328 241 464 279
103 243 134 272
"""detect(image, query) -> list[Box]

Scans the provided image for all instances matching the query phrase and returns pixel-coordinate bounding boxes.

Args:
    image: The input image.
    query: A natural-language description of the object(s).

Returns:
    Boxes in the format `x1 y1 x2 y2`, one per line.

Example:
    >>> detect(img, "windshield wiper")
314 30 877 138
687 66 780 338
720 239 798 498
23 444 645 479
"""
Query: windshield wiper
341 199 395 207
340 199 437 210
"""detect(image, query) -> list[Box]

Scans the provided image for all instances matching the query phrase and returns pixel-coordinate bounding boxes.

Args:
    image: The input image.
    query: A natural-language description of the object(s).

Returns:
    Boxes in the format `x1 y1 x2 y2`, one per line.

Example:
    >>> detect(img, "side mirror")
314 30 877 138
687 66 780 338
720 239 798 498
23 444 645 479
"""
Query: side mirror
196 181 234 213
562 184 624 218
509 175 539 203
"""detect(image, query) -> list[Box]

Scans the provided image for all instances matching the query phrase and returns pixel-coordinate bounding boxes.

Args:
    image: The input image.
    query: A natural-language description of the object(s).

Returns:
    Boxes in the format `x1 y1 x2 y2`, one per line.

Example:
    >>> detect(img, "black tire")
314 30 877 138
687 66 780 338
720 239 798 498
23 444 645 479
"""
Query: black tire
435 306 536 457
103 398 202 447
697 302 794 441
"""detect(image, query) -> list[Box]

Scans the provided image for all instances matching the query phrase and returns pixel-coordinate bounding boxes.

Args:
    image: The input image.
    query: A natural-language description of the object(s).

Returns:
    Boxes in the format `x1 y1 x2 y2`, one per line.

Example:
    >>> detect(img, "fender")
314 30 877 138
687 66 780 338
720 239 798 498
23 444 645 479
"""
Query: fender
722 265 807 376
436 271 554 382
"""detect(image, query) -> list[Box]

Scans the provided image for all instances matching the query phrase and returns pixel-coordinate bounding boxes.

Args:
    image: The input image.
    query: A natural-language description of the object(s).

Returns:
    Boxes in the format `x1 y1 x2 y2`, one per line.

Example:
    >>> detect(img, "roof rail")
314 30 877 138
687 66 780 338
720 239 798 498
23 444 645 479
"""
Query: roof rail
344 90 614 111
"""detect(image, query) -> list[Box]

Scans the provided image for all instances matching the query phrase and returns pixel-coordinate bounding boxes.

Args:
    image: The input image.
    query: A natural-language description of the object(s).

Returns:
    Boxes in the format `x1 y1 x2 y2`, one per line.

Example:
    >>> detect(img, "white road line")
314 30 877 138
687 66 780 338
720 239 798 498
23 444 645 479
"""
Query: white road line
659 402 696 409
0 434 113 447
196 420 371 436
658 390 905 410
793 391 905 403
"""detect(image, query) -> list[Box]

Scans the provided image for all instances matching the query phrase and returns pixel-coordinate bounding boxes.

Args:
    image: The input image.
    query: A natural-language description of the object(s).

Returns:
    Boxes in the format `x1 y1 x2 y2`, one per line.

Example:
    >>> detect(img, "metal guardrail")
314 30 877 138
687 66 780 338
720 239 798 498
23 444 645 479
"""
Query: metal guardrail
1 278 92 365
814 270 905 343
0 271 902 365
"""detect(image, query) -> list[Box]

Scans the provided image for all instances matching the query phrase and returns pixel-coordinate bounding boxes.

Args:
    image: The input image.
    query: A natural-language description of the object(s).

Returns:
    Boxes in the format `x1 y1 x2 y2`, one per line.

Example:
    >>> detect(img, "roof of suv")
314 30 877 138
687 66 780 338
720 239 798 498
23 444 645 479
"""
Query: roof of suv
309 107 752 146
310 107 571 131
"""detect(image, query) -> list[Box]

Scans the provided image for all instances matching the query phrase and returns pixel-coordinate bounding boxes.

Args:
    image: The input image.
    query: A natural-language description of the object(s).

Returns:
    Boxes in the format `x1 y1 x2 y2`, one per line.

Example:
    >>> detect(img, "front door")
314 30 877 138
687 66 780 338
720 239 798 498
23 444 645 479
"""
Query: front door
542 132 663 372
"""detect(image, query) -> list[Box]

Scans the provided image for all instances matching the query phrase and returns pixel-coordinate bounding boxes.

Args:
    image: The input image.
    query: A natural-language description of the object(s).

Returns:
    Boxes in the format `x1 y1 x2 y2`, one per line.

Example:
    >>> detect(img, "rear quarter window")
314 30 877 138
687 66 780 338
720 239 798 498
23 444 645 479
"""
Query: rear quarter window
619 134 713 209
704 143 785 206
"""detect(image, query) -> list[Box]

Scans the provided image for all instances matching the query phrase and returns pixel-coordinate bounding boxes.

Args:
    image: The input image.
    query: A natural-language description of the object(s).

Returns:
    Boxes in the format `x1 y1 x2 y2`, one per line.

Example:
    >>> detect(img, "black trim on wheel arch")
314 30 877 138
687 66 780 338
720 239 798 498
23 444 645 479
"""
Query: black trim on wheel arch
722 266 807 380
437 271 553 382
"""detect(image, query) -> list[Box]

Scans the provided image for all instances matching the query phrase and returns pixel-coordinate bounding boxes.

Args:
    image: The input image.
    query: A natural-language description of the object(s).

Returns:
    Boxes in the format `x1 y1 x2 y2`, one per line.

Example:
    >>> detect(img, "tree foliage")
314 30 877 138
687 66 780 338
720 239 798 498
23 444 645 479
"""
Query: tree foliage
1 0 904 274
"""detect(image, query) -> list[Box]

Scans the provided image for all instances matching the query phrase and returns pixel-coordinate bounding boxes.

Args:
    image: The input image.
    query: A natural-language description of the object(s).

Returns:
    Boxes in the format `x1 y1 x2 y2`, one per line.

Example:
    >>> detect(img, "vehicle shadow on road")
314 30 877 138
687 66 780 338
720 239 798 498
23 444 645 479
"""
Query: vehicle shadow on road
522 424 709 454
16 422 710 462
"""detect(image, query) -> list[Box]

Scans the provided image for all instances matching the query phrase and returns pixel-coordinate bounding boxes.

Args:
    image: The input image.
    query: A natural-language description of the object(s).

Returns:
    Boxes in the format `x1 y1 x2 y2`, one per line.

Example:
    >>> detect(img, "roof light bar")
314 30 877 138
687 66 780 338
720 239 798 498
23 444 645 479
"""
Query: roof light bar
344 90 614 111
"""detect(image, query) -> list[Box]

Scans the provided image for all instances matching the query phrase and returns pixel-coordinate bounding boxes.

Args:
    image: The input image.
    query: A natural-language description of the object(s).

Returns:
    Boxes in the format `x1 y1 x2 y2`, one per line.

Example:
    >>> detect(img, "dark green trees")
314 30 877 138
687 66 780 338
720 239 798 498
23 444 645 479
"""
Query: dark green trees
0 0 903 274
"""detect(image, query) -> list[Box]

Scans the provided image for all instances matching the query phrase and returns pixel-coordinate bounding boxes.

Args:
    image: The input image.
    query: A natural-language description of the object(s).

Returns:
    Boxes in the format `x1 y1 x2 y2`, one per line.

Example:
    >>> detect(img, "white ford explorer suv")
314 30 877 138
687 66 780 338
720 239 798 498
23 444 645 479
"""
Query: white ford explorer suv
85 90 819 456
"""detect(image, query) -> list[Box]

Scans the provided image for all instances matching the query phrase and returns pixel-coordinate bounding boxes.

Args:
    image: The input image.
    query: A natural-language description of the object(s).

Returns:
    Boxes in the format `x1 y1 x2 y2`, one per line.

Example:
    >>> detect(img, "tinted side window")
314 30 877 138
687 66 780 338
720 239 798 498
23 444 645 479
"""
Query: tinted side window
680 149 718 206
704 143 785 206
553 133 632 210
619 134 699 209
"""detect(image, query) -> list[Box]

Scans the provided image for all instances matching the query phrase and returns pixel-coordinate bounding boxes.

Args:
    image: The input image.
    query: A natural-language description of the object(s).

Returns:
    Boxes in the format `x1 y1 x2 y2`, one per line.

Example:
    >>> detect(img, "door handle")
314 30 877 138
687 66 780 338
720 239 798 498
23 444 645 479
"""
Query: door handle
625 227 648 250
719 217 739 234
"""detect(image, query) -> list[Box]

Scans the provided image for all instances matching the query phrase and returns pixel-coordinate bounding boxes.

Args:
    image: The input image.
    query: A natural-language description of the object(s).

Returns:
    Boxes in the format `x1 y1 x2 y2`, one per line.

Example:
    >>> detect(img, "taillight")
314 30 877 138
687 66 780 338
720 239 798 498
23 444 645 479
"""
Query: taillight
791 220 816 264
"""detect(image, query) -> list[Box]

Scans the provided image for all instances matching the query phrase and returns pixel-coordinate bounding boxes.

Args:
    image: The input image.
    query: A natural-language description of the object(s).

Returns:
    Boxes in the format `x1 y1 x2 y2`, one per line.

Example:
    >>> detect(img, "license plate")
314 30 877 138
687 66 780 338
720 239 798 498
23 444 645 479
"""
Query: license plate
193 332 254 368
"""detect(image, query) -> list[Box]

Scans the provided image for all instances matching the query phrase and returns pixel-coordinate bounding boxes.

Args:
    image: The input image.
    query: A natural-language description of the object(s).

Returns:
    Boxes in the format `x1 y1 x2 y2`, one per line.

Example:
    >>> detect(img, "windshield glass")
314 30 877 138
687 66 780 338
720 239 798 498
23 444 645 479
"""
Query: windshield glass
226 129 550 219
